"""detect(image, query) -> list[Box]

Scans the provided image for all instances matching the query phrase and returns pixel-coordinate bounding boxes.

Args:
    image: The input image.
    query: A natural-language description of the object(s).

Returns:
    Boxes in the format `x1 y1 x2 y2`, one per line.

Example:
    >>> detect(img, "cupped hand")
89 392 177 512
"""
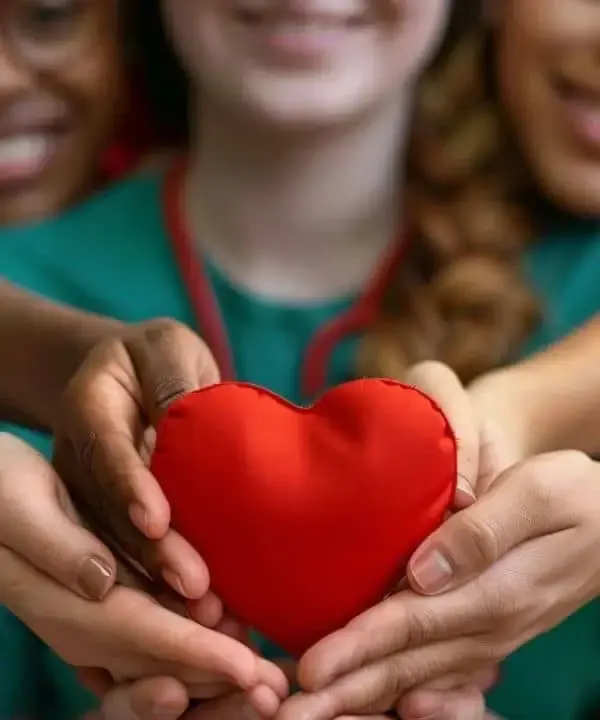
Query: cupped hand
83 660 300 720
275 361 522 720
52 318 220 598
282 449 600 720
0 434 288 713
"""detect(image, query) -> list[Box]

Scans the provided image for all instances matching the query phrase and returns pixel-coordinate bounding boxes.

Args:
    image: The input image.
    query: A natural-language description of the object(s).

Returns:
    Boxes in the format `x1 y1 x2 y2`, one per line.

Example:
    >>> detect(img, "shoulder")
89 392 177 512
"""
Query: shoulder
0 166 182 321
0 166 166 253
68 165 167 232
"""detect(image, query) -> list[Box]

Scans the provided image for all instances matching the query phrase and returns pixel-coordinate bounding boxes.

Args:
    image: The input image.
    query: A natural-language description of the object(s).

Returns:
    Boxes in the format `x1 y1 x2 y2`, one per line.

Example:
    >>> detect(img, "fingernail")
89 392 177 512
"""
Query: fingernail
455 474 476 507
162 567 188 597
78 556 114 600
129 503 149 535
409 547 454 594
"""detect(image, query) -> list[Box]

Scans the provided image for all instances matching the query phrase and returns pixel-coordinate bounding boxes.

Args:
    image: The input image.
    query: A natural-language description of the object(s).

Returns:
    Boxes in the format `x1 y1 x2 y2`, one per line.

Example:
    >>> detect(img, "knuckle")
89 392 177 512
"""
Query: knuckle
382 654 422 699
139 318 190 345
404 603 440 649
471 635 513 665
151 376 195 410
454 510 502 569
359 668 403 712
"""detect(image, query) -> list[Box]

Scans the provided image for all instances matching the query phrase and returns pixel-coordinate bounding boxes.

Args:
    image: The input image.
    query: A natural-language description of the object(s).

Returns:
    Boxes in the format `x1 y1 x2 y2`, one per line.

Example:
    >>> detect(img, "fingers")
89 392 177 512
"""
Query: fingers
299 588 485 690
155 530 212 599
125 320 220 427
103 591 282 691
59 334 172 540
285 639 479 720
100 677 189 720
398 685 486 720
185 692 267 720
0 540 278 695
55 432 210 599
187 592 225 628
56 320 219 595
407 452 586 594
246 684 285 718
404 362 479 506
0 434 116 600
398 669 497 720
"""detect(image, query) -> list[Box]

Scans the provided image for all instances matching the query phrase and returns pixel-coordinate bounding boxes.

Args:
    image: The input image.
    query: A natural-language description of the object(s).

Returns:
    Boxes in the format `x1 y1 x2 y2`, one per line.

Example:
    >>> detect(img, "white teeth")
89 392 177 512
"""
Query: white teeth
270 20 342 31
0 135 49 168
234 3 369 27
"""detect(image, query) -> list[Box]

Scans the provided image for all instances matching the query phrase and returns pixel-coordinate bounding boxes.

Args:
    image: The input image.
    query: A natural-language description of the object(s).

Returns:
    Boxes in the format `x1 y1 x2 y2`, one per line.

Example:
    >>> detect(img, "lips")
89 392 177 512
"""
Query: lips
233 1 373 28
0 95 72 185
555 76 600 149
0 134 55 184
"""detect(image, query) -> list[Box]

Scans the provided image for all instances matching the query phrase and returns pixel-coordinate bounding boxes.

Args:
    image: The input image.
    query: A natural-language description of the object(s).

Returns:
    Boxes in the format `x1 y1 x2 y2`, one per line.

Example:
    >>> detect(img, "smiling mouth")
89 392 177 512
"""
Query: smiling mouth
0 130 67 185
233 4 373 28
554 76 600 149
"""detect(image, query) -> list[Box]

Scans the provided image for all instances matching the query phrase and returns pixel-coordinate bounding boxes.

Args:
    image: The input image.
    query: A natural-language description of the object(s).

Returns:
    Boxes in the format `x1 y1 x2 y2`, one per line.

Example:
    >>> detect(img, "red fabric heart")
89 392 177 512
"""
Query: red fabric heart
151 379 456 657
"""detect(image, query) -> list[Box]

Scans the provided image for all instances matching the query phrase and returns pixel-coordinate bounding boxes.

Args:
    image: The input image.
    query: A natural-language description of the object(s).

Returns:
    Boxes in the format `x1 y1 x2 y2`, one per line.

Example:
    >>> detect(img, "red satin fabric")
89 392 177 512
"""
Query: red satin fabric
151 379 457 656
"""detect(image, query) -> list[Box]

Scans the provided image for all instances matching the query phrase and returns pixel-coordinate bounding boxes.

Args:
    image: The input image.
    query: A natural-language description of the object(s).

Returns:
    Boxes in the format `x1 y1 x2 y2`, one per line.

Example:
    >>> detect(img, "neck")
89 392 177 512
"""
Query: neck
186 95 412 302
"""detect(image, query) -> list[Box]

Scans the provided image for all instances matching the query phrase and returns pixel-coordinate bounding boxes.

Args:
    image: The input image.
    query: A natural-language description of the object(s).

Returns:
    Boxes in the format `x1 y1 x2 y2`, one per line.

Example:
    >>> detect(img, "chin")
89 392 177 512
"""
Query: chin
536 162 600 218
233 74 381 130
0 186 74 226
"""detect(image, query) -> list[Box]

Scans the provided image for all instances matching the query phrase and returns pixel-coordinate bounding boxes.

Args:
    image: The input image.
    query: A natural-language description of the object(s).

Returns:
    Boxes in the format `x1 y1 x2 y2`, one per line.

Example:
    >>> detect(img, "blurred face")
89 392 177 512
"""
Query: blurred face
162 0 451 129
0 0 123 225
496 0 600 215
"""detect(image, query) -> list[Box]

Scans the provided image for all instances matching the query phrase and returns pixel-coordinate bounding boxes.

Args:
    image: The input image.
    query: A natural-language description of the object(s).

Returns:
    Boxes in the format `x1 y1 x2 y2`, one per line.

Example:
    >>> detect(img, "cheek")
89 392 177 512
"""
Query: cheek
62 52 124 133
390 0 451 84
162 0 216 73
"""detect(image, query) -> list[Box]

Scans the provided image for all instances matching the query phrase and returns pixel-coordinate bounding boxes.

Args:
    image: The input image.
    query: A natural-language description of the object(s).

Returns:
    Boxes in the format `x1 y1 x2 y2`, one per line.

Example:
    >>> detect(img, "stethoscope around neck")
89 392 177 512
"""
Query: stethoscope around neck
164 159 408 403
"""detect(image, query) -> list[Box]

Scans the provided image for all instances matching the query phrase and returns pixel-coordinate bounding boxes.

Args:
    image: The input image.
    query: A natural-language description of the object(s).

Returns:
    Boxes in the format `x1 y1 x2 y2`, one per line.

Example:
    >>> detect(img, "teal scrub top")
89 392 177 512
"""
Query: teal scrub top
1 168 600 720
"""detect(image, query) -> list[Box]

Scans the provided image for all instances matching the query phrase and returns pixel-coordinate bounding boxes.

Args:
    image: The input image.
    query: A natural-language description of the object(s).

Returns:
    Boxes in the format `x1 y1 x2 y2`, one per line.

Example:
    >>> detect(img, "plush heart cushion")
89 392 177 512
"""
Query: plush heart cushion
151 379 456 656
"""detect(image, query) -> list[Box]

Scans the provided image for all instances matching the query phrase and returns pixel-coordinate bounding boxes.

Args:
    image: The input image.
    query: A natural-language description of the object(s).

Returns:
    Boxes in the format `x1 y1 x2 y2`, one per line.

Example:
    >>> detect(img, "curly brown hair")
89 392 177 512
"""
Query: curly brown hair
359 1 540 384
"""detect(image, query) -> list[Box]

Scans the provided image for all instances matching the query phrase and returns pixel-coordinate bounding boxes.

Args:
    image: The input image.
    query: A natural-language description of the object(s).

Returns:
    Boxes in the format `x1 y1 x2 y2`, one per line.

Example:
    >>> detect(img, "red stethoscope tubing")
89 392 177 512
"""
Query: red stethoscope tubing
164 159 408 400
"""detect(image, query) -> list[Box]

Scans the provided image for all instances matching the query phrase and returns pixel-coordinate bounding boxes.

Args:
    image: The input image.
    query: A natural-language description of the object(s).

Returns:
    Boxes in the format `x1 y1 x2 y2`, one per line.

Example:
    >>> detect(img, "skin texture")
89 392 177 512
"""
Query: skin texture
0 0 123 225
496 0 600 215
0 433 289 718
162 0 450 129
9 2 600 719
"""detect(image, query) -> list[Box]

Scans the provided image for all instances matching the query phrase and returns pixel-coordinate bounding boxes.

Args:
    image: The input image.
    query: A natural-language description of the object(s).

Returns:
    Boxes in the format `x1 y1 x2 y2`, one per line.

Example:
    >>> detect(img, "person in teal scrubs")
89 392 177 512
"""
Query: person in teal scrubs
0 1 157 717
2 0 600 719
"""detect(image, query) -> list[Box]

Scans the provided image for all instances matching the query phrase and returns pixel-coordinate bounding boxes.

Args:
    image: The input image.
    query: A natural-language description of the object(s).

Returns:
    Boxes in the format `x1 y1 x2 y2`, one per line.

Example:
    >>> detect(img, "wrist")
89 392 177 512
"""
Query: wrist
0 285 124 429
467 367 539 461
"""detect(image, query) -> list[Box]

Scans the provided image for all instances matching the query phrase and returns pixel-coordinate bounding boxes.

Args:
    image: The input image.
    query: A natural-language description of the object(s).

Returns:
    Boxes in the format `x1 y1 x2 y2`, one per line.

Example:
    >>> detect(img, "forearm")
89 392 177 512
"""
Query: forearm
469 315 600 457
0 282 122 430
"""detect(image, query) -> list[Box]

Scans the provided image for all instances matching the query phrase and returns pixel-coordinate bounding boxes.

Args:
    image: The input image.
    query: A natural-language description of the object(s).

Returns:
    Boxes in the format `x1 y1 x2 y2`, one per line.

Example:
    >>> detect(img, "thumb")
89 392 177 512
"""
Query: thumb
407 460 543 594
124 320 220 427
405 362 479 506
0 433 116 600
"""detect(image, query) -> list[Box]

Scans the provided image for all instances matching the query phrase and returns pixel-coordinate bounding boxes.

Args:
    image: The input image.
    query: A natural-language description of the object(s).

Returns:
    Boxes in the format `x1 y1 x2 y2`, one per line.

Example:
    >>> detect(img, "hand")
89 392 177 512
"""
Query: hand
51 318 221 597
0 434 288 713
83 661 300 720
90 687 285 720
81 673 190 720
282 449 600 720
86 677 503 720
275 361 513 720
